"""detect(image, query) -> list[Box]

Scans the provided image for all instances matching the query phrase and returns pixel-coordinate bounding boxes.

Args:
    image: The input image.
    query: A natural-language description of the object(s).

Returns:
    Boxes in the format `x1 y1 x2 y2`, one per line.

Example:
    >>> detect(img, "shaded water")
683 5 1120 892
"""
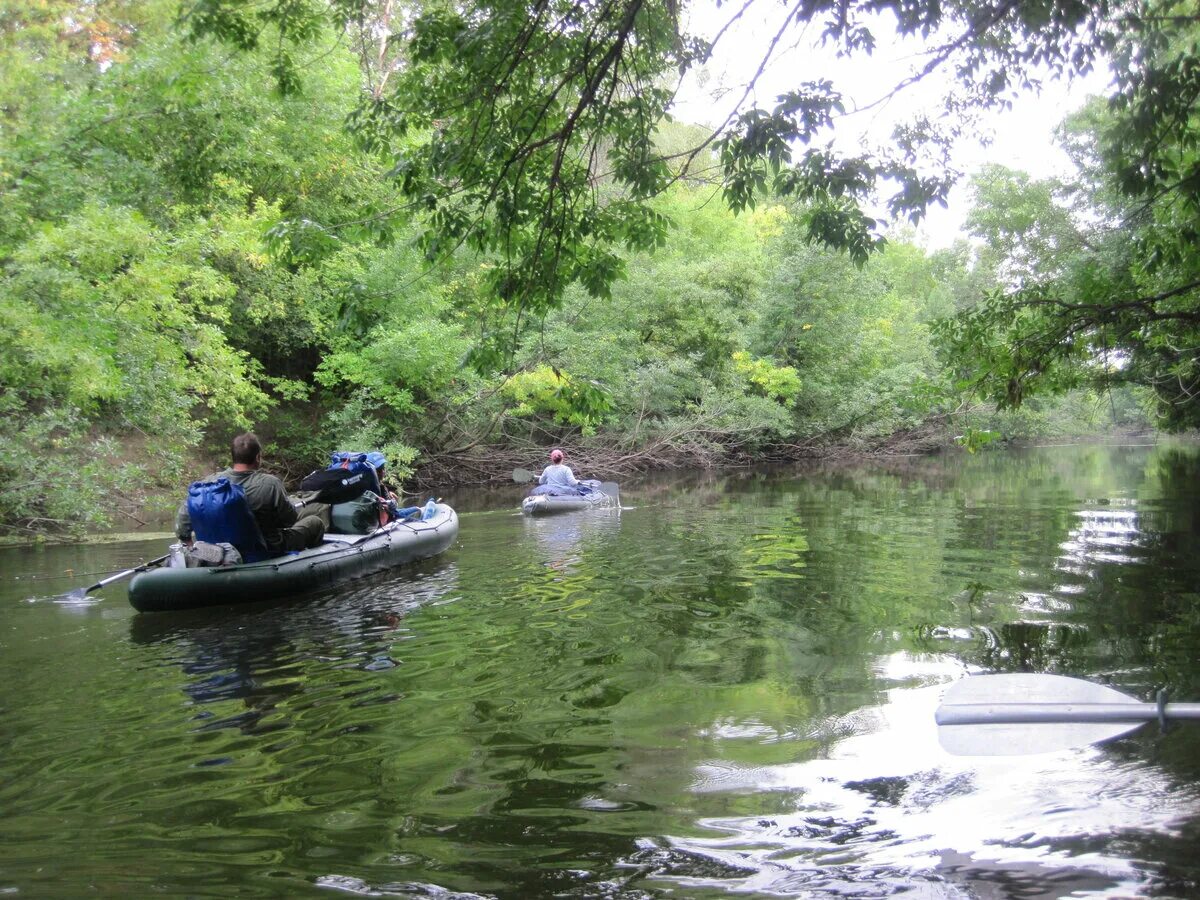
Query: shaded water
3 444 1200 898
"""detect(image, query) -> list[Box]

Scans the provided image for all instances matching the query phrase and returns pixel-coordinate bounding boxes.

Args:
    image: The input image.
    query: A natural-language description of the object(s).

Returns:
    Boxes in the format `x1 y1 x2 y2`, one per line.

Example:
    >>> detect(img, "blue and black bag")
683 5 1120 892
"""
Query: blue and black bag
299 452 383 504
186 478 270 563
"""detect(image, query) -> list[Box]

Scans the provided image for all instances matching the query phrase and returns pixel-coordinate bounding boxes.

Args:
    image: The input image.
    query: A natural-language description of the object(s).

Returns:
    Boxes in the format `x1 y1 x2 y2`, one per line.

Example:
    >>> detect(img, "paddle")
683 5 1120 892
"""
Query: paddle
935 672 1200 756
594 482 620 505
57 554 170 602
512 468 535 483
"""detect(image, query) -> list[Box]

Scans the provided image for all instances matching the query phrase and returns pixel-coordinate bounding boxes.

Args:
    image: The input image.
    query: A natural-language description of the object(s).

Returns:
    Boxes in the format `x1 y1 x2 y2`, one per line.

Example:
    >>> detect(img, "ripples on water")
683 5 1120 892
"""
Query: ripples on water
2 445 1200 897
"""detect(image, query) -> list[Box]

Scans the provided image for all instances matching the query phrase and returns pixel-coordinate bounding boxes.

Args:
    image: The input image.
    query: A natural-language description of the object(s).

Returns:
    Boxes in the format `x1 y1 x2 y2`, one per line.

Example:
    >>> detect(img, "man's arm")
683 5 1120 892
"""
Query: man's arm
269 476 299 528
174 500 192 541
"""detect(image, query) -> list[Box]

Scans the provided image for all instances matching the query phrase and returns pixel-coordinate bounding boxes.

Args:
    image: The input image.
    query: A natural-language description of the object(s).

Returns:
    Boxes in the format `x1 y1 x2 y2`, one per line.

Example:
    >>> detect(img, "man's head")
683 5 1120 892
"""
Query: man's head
231 432 262 468
549 448 564 464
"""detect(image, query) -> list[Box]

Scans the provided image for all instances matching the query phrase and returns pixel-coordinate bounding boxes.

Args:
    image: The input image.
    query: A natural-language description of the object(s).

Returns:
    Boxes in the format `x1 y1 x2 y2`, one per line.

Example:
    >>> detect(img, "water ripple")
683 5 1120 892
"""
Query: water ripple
3 445 1200 896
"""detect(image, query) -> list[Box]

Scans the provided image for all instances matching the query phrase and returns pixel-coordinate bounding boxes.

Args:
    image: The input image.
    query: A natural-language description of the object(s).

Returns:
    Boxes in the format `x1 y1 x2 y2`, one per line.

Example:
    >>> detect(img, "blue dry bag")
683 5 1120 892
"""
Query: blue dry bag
187 478 270 563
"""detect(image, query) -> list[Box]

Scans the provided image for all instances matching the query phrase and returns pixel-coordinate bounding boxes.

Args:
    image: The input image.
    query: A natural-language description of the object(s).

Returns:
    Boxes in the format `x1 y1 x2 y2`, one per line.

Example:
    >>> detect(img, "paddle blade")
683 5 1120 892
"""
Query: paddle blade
941 672 1143 707
939 718 1145 756
52 553 170 603
937 673 1148 757
512 468 535 483
596 482 620 502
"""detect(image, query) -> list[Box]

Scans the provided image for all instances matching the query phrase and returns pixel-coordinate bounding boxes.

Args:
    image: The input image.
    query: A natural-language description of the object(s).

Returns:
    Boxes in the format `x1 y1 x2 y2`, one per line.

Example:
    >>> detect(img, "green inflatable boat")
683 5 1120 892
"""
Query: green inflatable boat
128 503 458 613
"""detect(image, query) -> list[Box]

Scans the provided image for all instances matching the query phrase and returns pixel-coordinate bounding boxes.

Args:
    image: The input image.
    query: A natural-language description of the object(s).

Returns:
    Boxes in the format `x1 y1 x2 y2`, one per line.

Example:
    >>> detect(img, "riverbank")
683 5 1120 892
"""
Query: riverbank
411 420 960 489
0 440 915 547
410 425 1163 488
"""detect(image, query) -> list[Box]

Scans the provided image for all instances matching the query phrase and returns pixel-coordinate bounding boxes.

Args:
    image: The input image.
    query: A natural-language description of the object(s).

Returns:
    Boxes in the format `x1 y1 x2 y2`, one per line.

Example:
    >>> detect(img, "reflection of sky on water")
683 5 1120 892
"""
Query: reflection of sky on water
931 504 1153 665
656 653 1200 898
1059 508 1145 572
522 509 621 576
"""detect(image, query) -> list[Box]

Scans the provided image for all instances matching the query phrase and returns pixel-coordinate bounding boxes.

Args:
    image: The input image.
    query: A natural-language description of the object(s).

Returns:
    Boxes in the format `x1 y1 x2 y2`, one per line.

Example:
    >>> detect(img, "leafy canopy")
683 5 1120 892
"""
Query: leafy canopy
185 1 1123 312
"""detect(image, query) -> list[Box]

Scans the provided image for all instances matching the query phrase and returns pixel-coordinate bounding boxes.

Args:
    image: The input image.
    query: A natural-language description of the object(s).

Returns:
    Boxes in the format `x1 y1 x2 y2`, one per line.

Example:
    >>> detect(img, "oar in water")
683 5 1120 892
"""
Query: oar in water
935 672 1200 756
56 554 170 602
594 482 620 504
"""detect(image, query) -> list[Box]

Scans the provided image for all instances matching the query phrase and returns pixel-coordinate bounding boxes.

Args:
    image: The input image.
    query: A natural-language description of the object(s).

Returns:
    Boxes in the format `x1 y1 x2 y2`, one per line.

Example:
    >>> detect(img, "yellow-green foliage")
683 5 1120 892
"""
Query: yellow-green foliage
501 366 612 432
732 352 802 405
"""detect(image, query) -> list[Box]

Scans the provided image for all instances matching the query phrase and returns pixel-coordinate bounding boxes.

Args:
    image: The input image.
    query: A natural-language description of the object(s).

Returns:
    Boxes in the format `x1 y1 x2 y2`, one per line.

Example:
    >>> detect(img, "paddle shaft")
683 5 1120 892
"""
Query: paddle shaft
81 554 171 594
937 701 1200 726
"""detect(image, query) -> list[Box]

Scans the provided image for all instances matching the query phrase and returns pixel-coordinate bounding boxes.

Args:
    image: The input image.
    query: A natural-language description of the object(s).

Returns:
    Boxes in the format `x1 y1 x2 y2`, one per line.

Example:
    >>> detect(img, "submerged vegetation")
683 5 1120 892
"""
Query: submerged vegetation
3 0 1194 535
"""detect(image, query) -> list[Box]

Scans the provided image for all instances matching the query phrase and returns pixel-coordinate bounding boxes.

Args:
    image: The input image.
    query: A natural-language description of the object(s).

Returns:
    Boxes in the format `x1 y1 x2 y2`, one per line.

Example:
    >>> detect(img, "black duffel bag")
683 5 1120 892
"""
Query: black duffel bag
299 467 374 504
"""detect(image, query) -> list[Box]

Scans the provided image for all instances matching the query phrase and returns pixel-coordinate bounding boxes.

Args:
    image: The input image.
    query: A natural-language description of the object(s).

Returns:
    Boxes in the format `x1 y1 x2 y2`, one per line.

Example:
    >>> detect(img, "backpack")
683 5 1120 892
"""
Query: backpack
299 466 373 504
330 452 382 483
186 478 270 563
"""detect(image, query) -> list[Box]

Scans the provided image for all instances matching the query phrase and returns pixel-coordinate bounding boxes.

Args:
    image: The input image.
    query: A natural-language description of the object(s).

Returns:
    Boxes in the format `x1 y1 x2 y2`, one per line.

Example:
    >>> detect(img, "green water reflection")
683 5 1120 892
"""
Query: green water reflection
2 443 1200 897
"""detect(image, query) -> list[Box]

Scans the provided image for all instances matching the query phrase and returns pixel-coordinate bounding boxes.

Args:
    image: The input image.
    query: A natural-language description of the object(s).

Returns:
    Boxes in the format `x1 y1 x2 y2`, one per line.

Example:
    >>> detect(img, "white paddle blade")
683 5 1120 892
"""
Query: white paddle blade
938 719 1145 756
942 673 1140 707
937 673 1149 756
596 482 620 502
512 468 535 483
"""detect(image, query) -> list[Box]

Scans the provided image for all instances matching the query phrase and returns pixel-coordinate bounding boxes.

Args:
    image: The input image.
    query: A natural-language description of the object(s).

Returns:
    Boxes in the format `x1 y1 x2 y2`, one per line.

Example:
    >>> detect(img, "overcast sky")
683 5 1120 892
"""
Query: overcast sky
670 2 1113 248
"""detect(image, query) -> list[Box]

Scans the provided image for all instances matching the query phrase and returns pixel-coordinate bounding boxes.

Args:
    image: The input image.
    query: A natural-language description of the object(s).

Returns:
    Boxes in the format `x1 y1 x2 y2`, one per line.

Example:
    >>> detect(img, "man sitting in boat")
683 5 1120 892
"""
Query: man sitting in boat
175 432 330 557
529 448 590 496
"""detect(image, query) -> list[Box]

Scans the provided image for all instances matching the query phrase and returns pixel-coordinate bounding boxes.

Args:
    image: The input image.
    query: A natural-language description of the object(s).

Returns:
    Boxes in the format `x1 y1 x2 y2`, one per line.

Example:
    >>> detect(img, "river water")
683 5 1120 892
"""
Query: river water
3 444 1200 898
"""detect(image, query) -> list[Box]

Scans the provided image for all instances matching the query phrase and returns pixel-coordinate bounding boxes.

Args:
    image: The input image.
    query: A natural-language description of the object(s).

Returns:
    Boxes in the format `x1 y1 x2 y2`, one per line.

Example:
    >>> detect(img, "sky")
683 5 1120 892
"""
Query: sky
670 2 1113 248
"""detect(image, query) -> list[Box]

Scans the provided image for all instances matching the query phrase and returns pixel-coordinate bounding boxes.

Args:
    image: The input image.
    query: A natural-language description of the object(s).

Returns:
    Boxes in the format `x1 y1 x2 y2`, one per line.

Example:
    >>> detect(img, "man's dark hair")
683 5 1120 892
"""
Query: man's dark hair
231 432 262 466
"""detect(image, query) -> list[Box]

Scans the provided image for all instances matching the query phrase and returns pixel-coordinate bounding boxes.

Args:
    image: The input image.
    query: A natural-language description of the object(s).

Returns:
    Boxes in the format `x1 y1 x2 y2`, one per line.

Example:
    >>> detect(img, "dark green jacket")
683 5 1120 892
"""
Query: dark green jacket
175 468 297 551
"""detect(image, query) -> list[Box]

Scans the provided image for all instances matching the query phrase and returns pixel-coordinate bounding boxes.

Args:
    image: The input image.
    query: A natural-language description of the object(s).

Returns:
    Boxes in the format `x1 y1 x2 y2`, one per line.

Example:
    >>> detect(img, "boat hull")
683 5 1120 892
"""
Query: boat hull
521 494 607 516
128 505 458 612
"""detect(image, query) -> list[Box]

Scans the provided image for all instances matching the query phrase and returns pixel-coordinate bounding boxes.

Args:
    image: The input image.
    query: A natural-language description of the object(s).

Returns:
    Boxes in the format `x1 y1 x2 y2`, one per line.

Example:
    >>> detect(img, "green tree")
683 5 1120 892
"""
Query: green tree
0 203 270 532
183 1 1144 318
752 214 952 443
186 0 1200 430
0 1 435 530
936 105 1200 429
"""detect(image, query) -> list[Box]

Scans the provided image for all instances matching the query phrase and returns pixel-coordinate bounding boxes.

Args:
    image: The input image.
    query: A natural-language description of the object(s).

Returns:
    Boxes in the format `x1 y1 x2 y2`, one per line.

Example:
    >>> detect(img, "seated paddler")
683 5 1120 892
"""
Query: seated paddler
175 432 330 561
530 448 587 496
366 451 422 523
367 451 400 503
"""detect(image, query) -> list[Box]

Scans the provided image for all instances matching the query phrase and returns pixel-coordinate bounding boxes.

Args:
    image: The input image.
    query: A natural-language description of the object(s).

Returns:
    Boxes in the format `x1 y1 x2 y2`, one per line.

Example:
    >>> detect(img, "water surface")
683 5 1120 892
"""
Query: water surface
3 444 1200 898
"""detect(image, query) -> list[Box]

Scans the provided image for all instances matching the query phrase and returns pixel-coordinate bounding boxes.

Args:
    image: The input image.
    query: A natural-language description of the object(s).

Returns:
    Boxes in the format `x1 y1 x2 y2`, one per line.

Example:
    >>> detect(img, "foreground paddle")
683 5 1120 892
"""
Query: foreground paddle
57 554 170 602
936 673 1200 756
512 468 535 483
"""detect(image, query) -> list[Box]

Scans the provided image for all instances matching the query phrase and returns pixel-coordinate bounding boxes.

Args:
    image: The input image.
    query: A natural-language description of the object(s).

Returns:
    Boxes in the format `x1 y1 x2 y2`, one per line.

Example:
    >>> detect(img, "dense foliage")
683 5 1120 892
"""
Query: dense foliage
938 100 1200 428
0 0 1166 535
180 1 1200 422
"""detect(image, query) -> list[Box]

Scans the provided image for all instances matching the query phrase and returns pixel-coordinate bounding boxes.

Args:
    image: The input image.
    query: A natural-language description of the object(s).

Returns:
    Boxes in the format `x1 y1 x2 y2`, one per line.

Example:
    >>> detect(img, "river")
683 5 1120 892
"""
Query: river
3 443 1200 898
